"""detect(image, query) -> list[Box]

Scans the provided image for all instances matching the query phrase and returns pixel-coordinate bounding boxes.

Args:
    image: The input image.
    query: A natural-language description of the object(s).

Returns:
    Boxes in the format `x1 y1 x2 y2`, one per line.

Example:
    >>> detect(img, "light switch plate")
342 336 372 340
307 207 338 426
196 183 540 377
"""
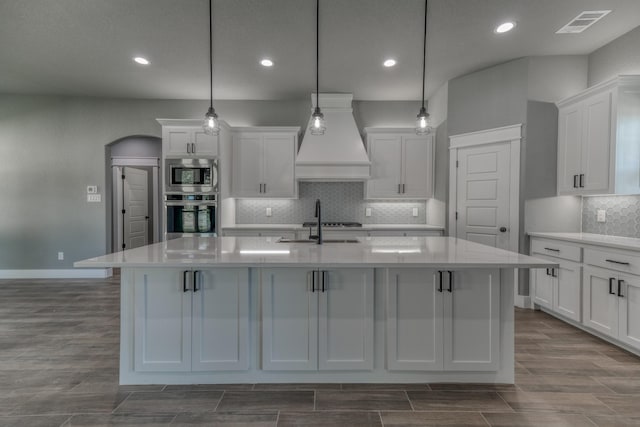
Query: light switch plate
365 208 372 217
57 252 64 261
86 185 98 194
266 207 272 217
596 209 606 223
87 194 101 202
412 207 419 217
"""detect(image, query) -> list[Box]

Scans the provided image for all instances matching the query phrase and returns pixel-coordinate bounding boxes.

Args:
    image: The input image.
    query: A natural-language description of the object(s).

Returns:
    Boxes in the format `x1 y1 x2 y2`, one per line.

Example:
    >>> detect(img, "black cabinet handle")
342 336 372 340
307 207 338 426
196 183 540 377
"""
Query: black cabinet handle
618 279 624 298
311 270 316 293
544 247 560 252
438 271 443 292
546 268 550 276
183 270 189 292
193 270 200 292
551 268 557 278
609 278 616 295
447 271 453 292
579 174 584 188
606 259 630 266
321 271 326 293
573 174 578 188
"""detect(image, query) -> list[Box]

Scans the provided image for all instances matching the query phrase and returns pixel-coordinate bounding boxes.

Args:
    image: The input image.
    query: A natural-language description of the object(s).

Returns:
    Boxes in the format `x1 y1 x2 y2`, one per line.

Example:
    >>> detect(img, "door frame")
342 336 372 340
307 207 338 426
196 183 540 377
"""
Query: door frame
112 157 160 252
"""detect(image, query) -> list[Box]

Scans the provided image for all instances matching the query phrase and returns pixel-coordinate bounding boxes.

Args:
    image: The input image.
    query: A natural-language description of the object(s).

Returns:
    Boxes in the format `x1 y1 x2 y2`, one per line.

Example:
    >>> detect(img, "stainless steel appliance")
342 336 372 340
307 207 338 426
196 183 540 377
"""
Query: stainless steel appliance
165 158 218 194
164 194 217 240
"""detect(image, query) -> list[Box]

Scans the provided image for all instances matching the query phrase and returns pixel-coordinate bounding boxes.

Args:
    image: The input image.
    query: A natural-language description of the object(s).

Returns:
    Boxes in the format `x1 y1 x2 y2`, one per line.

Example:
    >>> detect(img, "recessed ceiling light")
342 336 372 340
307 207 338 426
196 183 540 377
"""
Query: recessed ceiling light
383 59 397 67
495 21 516 34
260 59 274 67
133 56 150 65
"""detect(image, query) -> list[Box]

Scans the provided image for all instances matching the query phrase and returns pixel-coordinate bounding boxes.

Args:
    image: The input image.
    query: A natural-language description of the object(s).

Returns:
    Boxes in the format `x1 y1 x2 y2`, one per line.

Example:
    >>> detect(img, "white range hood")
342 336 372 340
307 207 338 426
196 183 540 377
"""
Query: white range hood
295 93 371 181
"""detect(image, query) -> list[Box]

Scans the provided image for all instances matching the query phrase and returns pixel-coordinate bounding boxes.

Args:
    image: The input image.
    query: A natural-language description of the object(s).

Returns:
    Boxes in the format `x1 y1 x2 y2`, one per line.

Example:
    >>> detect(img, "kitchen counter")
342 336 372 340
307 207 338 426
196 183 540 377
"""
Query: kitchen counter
223 224 445 231
75 236 552 269
528 232 640 252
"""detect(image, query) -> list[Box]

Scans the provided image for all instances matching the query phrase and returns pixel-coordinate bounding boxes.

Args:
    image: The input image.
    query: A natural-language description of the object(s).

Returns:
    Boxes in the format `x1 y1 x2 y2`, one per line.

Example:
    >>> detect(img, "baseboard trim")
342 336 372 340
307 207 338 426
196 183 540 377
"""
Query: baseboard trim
0 269 113 279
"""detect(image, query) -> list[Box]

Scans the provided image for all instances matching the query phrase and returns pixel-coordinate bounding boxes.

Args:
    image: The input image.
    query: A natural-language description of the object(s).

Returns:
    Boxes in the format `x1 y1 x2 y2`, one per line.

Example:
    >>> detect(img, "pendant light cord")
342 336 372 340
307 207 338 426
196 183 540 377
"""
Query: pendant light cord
316 0 320 108
209 0 213 109
421 0 427 110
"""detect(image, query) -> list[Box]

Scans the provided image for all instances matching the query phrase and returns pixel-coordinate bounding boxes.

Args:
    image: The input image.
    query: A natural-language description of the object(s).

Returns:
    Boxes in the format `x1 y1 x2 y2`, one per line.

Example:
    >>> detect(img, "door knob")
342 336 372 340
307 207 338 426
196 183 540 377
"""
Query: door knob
499 227 508 232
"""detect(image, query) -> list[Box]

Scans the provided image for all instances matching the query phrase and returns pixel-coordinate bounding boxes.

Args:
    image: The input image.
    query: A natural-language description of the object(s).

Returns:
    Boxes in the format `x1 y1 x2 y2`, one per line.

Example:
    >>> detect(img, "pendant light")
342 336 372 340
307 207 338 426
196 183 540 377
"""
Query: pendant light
309 0 326 135
415 0 432 135
203 0 220 135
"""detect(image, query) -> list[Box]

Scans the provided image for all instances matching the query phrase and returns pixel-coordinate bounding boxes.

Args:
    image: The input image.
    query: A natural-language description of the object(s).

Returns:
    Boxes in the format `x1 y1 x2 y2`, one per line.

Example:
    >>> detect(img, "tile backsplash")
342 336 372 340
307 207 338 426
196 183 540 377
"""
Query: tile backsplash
236 182 427 224
582 195 640 237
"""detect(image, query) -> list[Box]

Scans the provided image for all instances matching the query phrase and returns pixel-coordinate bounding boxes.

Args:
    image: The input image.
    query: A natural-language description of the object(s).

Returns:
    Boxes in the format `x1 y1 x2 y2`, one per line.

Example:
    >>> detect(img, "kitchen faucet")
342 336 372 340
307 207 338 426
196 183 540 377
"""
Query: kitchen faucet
309 199 323 244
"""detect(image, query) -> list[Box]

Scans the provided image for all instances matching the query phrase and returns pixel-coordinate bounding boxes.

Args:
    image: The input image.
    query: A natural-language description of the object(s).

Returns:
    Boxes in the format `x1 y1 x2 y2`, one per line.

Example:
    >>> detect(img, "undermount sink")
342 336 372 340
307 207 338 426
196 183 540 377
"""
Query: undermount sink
277 238 360 244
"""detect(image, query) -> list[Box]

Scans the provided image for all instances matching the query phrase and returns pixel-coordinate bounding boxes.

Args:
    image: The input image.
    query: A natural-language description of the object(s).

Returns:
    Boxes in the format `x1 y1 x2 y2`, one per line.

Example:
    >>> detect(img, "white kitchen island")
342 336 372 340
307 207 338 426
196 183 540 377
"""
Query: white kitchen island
75 236 554 385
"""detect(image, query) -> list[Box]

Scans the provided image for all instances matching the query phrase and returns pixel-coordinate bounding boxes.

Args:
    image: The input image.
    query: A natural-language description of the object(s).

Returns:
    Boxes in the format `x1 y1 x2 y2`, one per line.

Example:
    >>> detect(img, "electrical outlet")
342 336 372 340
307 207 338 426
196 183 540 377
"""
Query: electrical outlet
57 252 64 261
412 207 419 217
86 185 98 194
365 207 372 217
87 194 101 202
266 207 272 217
597 209 606 223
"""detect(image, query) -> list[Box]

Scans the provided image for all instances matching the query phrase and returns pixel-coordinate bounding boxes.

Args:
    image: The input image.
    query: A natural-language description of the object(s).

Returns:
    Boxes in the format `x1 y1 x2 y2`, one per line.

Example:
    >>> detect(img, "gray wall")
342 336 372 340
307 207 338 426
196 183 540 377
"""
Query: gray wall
528 56 588 103
589 25 640 87
0 94 422 269
524 101 558 201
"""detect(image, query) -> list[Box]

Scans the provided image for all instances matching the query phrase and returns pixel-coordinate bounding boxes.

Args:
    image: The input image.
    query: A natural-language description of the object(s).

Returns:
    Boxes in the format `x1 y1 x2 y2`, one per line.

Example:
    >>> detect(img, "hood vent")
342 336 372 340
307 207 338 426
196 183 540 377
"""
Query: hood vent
296 93 371 181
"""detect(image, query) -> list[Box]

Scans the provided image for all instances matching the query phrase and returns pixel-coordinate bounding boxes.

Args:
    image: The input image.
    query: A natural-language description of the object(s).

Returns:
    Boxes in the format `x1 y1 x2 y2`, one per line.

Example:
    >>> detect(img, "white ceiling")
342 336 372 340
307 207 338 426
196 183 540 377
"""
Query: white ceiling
1 0 639 101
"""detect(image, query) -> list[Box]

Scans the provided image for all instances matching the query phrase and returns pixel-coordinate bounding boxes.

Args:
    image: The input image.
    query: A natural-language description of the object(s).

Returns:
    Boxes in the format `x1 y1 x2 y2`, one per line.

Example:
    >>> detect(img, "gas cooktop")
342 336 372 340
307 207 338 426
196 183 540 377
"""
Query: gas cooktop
302 221 362 228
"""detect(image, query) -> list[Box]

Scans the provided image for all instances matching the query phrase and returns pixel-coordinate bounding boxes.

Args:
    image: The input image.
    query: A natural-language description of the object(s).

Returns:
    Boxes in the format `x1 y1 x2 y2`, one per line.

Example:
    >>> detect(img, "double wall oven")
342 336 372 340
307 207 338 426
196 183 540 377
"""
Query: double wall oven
164 158 219 240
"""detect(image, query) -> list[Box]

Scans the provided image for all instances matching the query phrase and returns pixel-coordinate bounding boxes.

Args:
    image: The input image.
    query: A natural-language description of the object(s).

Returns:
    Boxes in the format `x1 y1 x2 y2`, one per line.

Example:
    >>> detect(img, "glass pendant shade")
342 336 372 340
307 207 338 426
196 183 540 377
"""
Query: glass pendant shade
415 107 432 135
309 107 326 135
203 107 220 135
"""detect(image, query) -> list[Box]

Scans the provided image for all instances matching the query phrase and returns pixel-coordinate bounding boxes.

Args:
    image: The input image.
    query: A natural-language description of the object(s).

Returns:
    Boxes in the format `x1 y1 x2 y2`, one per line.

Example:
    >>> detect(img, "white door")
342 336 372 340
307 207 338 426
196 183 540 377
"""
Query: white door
617 272 640 350
192 269 250 371
386 269 443 371
134 269 191 372
366 135 403 198
402 135 434 198
443 269 500 371
532 264 554 310
554 260 582 322
455 143 511 249
232 134 263 197
263 134 295 197
582 90 612 193
123 167 149 250
261 268 318 371
318 269 374 370
557 104 583 194
582 266 618 338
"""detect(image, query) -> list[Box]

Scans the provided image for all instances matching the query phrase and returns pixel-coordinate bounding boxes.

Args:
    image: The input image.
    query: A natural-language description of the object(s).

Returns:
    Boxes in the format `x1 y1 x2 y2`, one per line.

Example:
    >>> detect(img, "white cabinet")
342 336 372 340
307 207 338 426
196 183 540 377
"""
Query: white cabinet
232 128 299 198
556 76 640 195
261 268 374 371
365 128 434 199
618 273 640 349
133 268 249 372
386 268 500 372
159 121 219 158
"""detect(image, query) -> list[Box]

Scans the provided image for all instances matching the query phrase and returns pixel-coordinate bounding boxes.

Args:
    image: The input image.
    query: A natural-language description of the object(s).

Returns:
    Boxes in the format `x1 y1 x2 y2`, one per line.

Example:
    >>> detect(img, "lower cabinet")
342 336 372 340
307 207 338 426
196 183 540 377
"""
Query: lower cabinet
386 268 500 372
583 266 640 348
261 268 374 371
133 268 249 372
531 257 582 322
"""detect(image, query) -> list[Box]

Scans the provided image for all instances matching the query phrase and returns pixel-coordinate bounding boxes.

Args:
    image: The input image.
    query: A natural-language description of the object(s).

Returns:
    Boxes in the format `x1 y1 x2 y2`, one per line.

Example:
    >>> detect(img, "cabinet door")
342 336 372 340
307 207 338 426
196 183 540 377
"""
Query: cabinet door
134 269 191 372
192 130 218 157
443 269 500 371
318 269 374 370
366 135 403 198
402 135 434 199
261 268 318 371
617 273 640 350
532 266 554 310
164 127 191 156
582 266 618 338
192 269 249 371
554 260 582 322
263 134 296 197
386 269 443 371
557 104 583 194
232 134 263 197
582 90 612 193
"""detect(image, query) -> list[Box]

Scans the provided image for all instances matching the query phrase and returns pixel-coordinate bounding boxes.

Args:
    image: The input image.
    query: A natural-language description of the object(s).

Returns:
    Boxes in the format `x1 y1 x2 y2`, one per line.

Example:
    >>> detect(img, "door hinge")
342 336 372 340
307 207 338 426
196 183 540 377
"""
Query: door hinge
122 243 126 249
455 211 458 220
121 209 126 214
121 174 125 180
456 160 459 168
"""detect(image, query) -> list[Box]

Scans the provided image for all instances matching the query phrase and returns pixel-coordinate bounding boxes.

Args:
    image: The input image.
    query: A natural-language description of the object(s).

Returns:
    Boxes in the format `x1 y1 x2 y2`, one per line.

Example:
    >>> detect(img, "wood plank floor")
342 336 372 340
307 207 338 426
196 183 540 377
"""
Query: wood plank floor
1 278 639 426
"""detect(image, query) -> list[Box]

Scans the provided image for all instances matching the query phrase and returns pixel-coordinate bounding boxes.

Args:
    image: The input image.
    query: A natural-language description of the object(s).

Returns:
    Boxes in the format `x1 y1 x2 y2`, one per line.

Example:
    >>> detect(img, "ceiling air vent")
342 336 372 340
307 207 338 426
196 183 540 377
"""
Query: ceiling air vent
556 10 611 34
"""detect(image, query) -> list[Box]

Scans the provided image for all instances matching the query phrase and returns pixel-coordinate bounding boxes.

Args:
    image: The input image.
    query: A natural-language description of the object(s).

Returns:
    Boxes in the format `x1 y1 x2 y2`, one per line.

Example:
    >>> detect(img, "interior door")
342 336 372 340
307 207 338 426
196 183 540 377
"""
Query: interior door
455 142 511 250
123 166 149 250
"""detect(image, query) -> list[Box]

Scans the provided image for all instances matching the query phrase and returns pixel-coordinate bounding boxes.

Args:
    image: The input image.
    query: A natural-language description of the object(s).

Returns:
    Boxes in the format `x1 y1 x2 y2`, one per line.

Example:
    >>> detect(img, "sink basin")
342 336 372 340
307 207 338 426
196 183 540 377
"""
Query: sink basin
277 238 359 244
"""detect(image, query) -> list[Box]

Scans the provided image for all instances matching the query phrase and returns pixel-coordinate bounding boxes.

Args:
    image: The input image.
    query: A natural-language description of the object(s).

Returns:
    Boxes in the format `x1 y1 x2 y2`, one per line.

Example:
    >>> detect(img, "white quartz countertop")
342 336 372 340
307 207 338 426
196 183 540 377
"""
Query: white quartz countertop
223 224 445 231
528 232 640 252
75 236 554 269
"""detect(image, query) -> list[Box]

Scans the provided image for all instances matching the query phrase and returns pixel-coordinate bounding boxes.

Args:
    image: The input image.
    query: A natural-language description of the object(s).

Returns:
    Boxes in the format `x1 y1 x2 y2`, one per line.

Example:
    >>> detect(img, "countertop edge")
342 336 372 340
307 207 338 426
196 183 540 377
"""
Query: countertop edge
528 232 640 252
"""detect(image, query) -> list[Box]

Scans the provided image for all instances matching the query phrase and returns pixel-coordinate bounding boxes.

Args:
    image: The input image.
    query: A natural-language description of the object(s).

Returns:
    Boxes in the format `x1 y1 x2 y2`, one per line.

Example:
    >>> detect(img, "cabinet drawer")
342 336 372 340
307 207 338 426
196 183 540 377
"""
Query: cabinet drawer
584 247 640 275
531 238 582 262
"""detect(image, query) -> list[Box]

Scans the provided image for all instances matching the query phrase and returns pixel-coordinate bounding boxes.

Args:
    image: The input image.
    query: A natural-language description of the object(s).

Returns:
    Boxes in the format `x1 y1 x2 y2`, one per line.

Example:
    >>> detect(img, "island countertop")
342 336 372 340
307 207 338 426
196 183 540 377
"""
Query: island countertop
75 236 555 269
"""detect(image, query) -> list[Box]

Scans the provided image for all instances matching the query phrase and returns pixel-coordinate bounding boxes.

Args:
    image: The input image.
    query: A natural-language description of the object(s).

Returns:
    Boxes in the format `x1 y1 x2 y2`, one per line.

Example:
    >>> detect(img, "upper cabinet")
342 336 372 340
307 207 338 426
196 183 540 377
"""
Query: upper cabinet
364 128 434 200
231 127 299 198
557 76 640 196
158 119 219 158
